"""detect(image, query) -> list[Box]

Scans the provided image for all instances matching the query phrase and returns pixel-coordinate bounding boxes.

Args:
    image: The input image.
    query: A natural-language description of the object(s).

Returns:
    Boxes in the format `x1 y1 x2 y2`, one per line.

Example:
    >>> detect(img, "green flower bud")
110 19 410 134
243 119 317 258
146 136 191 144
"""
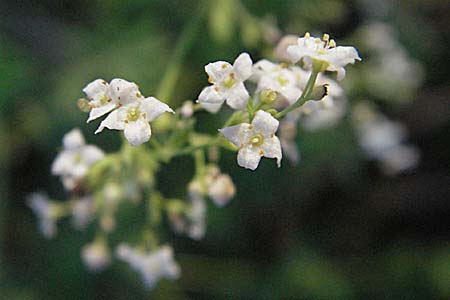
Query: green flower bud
77 98 91 113
260 89 278 104
309 84 329 101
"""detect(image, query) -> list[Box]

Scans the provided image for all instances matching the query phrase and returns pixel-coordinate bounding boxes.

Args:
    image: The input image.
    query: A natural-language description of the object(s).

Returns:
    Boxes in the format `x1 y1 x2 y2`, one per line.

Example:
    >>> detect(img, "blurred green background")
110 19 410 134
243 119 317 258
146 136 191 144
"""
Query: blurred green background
1 0 449 299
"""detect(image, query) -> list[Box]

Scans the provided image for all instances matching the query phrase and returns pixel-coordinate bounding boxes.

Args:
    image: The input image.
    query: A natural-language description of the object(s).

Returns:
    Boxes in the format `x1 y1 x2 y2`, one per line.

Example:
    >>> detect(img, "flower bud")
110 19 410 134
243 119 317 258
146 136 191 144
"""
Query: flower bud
81 239 111 272
180 101 194 118
208 174 236 207
309 84 329 101
259 89 278 104
77 98 91 113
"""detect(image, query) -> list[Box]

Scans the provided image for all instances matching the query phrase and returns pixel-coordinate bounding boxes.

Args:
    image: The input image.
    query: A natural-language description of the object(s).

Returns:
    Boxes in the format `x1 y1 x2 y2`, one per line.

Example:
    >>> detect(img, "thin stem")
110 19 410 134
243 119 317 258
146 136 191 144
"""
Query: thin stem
156 2 207 102
275 68 320 119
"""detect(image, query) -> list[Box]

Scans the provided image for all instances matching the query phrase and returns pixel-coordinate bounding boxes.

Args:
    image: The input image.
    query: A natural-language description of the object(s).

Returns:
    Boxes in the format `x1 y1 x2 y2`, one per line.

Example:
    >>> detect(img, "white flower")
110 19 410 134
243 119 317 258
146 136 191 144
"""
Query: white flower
219 110 282 170
197 52 253 111
250 60 302 104
352 102 420 174
95 97 174 146
287 32 361 80
27 193 59 239
185 180 207 240
81 240 111 272
71 196 95 230
208 174 236 207
116 244 180 290
51 128 105 190
83 79 115 122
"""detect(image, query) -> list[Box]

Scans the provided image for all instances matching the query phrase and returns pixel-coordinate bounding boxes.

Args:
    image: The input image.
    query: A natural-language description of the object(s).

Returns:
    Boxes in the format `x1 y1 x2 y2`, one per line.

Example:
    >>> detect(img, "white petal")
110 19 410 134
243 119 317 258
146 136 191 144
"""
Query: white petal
261 136 282 167
63 128 85 150
110 78 142 105
233 52 253 80
140 97 174 122
87 103 117 123
252 110 279 134
95 109 126 134
124 119 151 146
205 61 231 82
83 79 108 99
219 123 251 146
287 43 302 63
237 147 262 170
281 86 302 104
81 145 105 165
225 82 249 109
200 102 223 113
51 152 74 175
197 86 225 104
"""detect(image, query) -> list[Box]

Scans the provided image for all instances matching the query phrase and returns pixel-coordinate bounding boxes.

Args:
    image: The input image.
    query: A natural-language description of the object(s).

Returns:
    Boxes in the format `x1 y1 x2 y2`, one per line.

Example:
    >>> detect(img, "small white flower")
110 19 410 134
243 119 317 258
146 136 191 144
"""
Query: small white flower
287 32 361 80
185 180 207 240
116 244 180 290
197 52 253 111
83 79 115 122
71 196 95 230
27 193 59 239
51 128 105 190
81 240 111 272
95 97 174 146
207 173 236 207
180 100 194 118
219 110 282 170
250 60 302 104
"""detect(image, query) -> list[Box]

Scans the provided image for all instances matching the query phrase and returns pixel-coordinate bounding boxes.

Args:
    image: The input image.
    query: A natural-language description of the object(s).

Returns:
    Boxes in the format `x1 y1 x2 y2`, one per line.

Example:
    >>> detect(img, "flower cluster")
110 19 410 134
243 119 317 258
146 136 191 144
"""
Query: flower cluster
29 32 362 290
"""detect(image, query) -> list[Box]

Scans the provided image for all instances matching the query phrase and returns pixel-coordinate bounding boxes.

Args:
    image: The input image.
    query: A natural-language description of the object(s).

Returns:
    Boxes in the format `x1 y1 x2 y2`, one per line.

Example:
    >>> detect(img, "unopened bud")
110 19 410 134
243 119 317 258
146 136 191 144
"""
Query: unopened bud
309 84 329 101
208 174 236 207
77 98 91 113
180 101 194 118
81 239 111 272
260 89 278 104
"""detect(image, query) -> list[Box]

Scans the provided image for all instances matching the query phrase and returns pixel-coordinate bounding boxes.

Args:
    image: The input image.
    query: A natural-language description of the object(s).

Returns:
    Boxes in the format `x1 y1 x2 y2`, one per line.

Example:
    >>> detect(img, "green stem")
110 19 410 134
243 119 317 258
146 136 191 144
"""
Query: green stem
156 2 207 102
275 68 320 119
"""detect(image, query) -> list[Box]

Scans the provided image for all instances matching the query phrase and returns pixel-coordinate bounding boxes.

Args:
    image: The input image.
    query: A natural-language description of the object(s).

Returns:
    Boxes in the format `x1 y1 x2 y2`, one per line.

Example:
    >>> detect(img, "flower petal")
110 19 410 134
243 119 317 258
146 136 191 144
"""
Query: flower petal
261 136 282 167
124 119 151 146
63 128 85 150
252 110 279 134
51 152 75 175
233 52 253 80
83 79 108 99
219 123 251 146
225 82 249 109
237 147 262 170
81 145 105 165
205 61 231 83
140 97 174 122
95 109 126 134
200 102 223 113
197 86 225 104
110 78 142 105
87 102 117 123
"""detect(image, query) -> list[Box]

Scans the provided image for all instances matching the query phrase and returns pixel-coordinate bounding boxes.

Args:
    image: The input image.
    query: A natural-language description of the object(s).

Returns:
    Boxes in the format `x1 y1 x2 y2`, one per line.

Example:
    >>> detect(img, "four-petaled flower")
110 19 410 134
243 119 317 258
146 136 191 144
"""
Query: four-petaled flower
95 97 174 146
219 110 282 170
116 244 180 290
197 52 253 112
287 32 361 80
251 59 302 104
51 128 105 190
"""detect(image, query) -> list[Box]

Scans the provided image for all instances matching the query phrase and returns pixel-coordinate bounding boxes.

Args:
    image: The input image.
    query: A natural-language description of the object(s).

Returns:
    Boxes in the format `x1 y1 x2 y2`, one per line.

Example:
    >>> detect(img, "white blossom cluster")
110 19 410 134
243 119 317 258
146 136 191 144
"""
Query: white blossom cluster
28 32 364 290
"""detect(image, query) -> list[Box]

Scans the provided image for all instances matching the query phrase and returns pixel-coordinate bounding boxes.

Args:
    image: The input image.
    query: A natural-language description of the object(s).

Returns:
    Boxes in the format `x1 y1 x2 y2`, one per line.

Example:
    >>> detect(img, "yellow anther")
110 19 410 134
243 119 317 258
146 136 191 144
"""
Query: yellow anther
126 107 140 122
208 76 214 84
329 39 336 48
322 33 329 42
315 38 322 43
280 62 287 68
221 63 228 69
304 32 310 38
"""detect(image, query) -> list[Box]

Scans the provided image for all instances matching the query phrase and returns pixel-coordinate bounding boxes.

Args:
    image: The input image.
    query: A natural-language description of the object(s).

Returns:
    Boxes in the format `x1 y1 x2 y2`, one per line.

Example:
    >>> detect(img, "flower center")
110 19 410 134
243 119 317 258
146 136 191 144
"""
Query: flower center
127 108 141 122
223 73 236 89
277 76 289 86
99 95 110 105
250 133 264 147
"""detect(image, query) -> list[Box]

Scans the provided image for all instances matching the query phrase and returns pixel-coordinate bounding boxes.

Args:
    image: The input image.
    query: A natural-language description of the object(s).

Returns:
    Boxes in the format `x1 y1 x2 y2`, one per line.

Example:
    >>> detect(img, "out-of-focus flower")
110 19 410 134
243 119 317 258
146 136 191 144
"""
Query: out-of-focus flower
71 196 95 230
250 60 302 103
27 193 61 239
51 128 104 190
287 32 361 80
208 173 236 207
197 52 253 111
116 244 180 289
274 34 298 61
95 97 174 146
180 100 194 118
220 110 282 170
81 239 111 272
352 102 420 175
185 180 207 240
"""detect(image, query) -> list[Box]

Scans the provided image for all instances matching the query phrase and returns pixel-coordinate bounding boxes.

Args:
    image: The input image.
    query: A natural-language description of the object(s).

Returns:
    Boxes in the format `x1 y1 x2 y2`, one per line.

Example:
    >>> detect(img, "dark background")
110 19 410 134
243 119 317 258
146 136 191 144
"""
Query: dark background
1 0 449 299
